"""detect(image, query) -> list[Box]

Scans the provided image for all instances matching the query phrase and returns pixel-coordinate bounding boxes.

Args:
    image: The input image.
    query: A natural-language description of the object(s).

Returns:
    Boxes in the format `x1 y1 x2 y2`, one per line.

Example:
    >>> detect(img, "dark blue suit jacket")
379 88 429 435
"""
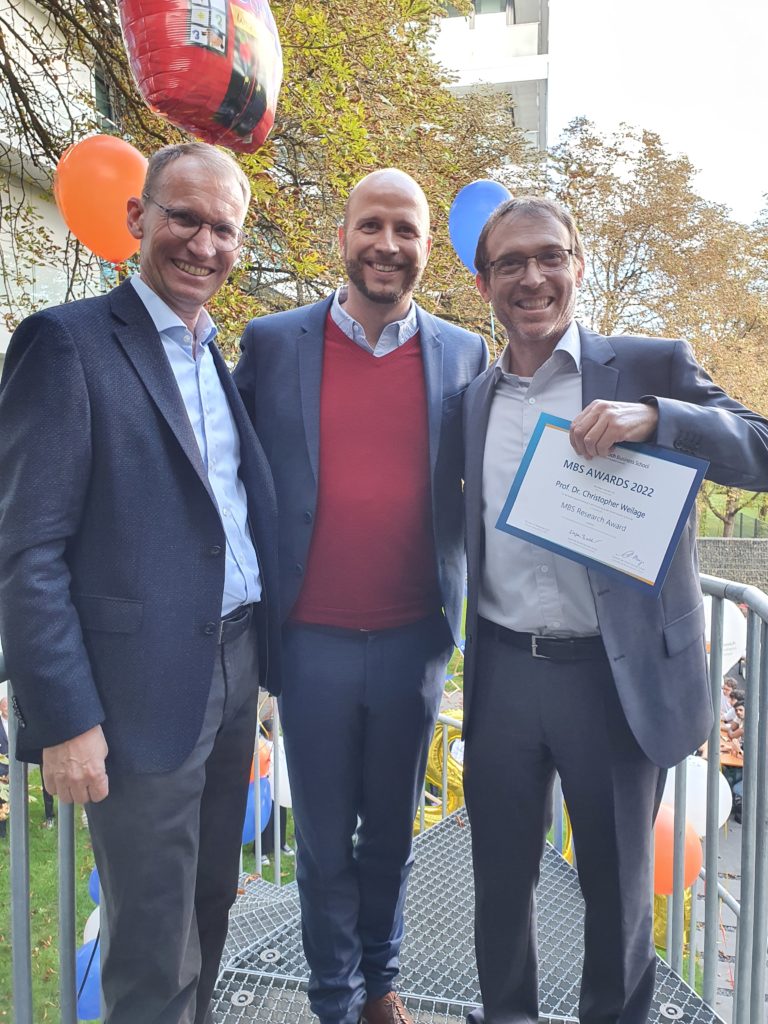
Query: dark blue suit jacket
0 280 281 771
235 296 488 647
463 325 768 767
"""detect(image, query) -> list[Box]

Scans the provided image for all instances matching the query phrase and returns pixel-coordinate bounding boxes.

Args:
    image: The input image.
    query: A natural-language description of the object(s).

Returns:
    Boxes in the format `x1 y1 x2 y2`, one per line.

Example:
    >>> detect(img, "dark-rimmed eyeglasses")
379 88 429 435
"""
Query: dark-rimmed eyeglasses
488 249 573 279
147 197 245 252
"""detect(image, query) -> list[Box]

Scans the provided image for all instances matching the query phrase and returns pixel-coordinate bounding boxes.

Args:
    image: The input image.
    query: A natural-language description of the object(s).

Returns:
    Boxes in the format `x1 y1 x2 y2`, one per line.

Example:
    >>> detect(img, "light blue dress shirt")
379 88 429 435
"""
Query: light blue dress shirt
330 287 419 356
130 275 261 615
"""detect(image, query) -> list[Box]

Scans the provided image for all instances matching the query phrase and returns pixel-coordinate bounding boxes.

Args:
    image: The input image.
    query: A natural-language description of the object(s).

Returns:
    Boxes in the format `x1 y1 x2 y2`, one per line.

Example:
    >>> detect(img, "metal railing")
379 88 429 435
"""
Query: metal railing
6 574 768 1022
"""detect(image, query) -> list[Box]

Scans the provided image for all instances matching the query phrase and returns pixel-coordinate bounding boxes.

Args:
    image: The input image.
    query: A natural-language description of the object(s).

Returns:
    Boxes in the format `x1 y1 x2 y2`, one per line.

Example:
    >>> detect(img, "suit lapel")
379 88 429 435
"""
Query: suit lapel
297 299 333 485
579 324 619 406
464 366 497 577
416 306 444 480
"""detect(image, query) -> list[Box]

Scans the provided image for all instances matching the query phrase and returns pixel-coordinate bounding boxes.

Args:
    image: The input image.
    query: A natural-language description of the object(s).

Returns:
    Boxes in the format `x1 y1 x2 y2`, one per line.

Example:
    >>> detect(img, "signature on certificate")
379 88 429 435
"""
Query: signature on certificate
620 549 646 569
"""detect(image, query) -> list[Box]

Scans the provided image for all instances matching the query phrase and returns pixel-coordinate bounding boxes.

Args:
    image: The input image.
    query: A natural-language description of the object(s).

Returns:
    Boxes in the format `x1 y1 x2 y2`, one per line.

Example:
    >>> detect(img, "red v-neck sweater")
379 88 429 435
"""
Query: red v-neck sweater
290 314 439 630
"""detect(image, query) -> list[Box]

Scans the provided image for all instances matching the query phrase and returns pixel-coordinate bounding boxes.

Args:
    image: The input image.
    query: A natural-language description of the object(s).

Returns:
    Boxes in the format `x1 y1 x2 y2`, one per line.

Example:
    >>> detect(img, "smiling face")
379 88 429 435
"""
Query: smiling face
127 155 246 331
339 171 432 317
476 210 584 374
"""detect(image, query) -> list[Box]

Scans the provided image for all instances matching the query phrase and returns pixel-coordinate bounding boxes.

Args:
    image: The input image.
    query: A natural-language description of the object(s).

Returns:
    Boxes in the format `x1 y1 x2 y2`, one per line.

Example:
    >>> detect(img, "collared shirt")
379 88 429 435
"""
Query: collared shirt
130 275 261 614
480 321 600 636
330 287 419 356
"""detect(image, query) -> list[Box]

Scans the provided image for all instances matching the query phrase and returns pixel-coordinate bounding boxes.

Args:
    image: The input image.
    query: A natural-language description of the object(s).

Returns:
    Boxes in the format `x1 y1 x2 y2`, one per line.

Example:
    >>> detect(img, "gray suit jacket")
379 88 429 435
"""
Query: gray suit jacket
235 295 488 648
463 324 768 767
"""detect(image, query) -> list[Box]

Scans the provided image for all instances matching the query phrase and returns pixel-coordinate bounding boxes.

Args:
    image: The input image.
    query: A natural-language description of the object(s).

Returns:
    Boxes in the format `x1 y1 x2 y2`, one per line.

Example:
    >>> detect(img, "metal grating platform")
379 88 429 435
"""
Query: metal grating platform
212 810 724 1024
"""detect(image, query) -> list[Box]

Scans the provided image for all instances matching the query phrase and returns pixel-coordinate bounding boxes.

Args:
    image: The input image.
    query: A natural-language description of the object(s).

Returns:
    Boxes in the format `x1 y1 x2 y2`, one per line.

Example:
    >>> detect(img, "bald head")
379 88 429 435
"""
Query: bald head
344 169 430 234
339 168 433 317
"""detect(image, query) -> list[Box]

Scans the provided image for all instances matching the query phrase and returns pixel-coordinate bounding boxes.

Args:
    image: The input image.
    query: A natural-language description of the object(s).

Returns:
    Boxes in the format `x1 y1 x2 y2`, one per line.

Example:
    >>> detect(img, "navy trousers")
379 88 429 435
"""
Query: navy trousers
280 614 453 1024
464 633 661 1024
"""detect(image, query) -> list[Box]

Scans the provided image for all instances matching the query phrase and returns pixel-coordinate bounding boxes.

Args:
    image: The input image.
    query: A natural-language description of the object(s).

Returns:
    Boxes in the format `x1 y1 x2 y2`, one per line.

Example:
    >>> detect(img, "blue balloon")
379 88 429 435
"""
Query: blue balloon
242 776 272 846
88 866 99 906
76 938 101 1021
449 180 513 274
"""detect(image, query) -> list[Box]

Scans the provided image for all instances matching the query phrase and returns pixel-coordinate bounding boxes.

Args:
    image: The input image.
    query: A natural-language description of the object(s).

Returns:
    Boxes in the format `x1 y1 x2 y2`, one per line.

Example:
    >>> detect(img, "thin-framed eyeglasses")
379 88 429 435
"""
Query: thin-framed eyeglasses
147 197 245 252
488 248 573 279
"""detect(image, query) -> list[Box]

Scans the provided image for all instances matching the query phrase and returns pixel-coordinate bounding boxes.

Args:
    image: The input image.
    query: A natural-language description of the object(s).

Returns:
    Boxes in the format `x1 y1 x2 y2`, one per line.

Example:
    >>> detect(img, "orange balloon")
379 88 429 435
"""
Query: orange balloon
653 804 703 895
54 135 147 262
258 738 271 778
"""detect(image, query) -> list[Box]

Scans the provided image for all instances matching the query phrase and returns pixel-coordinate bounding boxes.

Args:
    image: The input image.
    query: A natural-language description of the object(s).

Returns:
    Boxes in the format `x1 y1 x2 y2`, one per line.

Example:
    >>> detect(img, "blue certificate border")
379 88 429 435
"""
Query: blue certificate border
495 413 709 596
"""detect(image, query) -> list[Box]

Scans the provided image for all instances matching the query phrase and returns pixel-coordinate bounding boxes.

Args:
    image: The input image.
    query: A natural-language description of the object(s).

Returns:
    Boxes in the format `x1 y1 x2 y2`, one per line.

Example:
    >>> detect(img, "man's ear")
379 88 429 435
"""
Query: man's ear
126 196 144 241
475 271 491 302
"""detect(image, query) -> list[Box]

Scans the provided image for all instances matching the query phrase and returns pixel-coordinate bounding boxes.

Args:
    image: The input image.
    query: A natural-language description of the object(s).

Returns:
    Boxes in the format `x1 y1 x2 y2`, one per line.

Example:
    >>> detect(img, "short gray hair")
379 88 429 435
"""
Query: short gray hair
142 142 251 209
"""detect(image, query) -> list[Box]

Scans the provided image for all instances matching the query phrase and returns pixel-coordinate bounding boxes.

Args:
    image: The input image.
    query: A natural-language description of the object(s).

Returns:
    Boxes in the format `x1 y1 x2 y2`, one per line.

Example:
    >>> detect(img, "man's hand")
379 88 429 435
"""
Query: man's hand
569 400 659 459
42 725 109 804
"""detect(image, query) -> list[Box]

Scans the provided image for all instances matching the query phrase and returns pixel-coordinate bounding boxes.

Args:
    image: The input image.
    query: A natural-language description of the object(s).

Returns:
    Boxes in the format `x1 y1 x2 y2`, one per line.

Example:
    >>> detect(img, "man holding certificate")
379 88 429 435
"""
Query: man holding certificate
461 196 768 1024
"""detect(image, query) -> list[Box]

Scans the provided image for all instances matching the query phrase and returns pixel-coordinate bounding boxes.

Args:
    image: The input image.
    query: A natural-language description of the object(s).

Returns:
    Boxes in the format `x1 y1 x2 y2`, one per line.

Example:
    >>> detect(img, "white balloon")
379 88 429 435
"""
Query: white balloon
661 755 733 836
704 595 747 669
268 735 292 808
83 906 100 945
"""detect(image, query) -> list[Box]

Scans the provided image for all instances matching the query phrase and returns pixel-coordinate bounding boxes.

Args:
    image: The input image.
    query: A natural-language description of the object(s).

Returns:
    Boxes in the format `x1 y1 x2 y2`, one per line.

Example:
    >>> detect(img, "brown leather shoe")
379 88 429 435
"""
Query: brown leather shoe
362 991 414 1024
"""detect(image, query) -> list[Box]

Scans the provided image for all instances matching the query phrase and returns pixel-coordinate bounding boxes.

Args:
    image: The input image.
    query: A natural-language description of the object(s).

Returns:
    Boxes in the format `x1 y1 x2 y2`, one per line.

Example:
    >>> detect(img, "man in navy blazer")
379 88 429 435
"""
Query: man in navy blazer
0 142 280 1024
461 197 768 1024
235 169 487 1024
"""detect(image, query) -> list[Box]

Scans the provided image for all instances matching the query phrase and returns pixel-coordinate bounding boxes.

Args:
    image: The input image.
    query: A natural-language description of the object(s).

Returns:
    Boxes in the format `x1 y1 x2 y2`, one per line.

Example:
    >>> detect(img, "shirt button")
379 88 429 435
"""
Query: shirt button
210 545 222 556
222 508 230 518
528 397 536 405
552 620 562 628
303 510 313 523
539 565 549 574
295 563 304 575
203 622 217 635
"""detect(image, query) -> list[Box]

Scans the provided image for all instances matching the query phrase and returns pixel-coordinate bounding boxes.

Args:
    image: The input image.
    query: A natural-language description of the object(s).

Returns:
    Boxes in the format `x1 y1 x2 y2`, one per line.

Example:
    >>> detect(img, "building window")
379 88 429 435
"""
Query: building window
94 65 115 127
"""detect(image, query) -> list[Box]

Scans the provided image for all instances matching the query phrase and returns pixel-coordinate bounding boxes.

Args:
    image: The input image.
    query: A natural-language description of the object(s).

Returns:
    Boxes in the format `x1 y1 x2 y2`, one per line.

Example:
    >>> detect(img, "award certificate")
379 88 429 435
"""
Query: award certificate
496 413 709 594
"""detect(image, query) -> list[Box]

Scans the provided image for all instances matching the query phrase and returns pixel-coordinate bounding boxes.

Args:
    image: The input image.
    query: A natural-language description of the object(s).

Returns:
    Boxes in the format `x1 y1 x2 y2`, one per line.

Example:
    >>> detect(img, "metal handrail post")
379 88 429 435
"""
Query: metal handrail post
57 801 77 1024
749 618 768 1023
733 609 760 1023
553 774 564 856
272 701 282 887
441 723 449 818
670 759 687 975
7 680 33 1024
703 591 724 1006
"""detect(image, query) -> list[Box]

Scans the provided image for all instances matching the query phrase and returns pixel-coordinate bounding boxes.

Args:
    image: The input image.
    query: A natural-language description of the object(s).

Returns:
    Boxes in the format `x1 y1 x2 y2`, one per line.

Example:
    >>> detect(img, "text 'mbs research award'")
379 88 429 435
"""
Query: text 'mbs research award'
496 413 708 595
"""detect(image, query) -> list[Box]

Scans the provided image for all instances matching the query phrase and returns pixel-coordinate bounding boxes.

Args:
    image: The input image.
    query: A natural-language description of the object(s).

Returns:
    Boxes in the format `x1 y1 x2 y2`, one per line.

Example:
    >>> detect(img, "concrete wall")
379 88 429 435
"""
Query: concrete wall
697 538 768 593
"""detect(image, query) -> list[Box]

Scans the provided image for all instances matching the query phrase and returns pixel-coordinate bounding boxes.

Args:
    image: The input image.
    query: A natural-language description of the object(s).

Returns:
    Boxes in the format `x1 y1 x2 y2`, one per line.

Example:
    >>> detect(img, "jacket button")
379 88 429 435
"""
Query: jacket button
203 622 217 635
210 545 222 556
295 563 303 575
303 511 313 523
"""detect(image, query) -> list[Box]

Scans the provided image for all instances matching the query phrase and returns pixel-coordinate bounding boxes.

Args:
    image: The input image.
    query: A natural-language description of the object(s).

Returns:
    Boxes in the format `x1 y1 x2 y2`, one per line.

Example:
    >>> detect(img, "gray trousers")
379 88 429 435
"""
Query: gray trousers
87 616 260 1024
464 631 661 1024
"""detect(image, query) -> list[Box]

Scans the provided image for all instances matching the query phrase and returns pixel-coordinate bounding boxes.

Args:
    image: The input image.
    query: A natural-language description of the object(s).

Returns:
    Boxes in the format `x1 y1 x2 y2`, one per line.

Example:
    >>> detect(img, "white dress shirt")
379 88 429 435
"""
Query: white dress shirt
479 321 600 636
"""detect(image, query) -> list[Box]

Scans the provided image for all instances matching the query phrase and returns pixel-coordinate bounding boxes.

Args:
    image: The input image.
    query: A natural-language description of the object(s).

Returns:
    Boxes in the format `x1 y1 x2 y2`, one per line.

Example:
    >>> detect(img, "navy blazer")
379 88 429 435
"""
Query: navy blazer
235 296 488 647
463 325 768 768
0 280 281 771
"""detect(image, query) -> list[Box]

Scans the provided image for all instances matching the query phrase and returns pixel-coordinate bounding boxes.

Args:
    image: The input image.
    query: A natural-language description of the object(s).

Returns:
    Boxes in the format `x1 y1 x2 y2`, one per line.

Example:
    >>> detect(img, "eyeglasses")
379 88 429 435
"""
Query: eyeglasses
488 249 573 279
147 198 245 252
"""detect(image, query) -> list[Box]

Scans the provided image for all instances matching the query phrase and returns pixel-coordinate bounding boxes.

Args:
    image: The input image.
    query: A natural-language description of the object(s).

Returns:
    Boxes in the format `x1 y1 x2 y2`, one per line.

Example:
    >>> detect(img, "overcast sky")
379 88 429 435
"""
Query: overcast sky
547 0 767 224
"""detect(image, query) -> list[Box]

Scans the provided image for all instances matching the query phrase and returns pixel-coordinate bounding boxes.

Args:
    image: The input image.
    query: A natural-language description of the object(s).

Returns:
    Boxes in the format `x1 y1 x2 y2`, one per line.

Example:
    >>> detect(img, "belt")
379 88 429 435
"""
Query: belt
219 604 256 644
478 617 605 662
